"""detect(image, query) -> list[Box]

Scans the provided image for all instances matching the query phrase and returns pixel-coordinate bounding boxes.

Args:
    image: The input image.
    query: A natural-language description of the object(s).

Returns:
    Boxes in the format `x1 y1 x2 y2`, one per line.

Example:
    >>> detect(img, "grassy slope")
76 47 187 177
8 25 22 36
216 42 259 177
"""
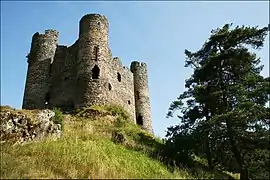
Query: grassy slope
0 105 239 179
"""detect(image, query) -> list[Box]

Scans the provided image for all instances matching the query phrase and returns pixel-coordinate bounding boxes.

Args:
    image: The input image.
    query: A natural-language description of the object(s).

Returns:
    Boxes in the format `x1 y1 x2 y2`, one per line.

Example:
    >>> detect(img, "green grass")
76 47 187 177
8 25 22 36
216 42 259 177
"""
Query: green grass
1 136 188 179
0 105 239 179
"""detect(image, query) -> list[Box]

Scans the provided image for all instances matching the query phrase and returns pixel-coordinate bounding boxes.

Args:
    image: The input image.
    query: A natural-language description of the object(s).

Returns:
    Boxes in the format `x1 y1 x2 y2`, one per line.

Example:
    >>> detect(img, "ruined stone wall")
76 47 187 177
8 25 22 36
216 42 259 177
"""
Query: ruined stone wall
23 30 58 109
49 43 78 111
106 57 136 122
130 61 153 133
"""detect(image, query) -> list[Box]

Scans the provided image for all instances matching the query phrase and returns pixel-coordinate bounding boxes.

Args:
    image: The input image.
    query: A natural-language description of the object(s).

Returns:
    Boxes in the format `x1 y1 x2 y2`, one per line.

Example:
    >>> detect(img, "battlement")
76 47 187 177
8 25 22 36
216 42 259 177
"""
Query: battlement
113 57 122 64
130 61 147 73
27 29 58 65
32 29 59 40
44 29 59 36
23 13 153 134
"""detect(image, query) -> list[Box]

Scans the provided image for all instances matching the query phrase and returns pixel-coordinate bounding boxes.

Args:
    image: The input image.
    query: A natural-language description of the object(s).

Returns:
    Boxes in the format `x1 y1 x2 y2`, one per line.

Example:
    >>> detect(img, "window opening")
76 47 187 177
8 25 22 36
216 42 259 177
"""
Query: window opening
128 100 131 105
94 46 99 61
136 115 143 125
117 72 121 82
92 65 100 79
108 83 112 91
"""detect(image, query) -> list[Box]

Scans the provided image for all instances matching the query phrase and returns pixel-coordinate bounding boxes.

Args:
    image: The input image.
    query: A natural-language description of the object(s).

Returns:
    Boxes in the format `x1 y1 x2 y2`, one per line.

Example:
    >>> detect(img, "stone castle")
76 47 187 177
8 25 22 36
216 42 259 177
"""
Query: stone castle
22 13 153 133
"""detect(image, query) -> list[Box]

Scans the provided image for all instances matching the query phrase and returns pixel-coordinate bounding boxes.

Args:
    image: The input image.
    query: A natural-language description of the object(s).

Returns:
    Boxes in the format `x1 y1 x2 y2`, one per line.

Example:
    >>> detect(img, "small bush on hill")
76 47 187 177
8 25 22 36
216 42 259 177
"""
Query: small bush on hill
52 108 63 127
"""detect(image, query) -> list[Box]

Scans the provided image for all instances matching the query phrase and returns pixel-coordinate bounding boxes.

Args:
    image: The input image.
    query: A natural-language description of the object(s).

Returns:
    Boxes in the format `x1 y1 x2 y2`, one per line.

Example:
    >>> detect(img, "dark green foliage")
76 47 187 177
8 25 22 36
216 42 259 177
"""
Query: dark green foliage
165 128 196 168
104 105 130 121
245 149 270 179
166 23 269 179
52 108 63 128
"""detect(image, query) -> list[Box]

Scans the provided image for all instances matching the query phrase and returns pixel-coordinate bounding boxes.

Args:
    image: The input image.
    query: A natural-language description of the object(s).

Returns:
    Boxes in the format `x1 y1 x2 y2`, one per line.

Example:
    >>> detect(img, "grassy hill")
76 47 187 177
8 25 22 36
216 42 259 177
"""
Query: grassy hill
0 105 239 179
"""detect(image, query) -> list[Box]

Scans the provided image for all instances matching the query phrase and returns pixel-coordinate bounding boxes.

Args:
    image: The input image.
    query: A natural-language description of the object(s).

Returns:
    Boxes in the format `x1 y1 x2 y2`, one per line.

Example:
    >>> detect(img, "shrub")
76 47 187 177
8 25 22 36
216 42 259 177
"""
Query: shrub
104 105 130 120
52 108 63 127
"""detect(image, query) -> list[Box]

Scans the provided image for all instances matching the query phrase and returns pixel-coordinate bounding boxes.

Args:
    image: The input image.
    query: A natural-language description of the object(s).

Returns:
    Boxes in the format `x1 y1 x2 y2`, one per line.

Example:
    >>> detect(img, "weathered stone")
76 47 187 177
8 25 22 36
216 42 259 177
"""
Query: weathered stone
22 13 153 134
0 109 61 144
111 131 126 144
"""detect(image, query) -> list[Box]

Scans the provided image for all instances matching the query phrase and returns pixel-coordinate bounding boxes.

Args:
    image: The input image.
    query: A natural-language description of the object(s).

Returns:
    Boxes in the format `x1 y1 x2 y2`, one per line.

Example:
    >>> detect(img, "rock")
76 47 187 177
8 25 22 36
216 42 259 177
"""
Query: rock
0 109 62 145
111 131 126 144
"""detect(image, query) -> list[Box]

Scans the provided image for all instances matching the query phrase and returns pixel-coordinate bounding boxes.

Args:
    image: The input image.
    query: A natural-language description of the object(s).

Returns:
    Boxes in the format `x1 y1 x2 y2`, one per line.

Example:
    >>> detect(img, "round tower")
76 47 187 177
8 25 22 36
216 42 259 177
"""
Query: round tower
130 61 153 133
75 14 111 107
23 29 58 109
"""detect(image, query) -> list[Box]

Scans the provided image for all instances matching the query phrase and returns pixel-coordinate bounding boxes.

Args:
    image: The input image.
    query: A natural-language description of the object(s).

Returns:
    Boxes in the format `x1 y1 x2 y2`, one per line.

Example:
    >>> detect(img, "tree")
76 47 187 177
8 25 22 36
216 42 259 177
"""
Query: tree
167 24 269 179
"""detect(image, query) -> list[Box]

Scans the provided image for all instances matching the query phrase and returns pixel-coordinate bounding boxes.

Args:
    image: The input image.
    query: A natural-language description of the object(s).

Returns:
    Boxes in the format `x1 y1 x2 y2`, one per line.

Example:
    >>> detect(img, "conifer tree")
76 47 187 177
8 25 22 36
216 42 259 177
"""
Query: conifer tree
167 24 269 179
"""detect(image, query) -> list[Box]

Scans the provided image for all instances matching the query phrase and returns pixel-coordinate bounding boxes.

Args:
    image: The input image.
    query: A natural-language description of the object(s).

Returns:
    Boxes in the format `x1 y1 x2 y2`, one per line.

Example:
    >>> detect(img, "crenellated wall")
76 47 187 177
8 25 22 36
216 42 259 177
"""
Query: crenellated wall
49 43 78 111
106 57 136 122
22 14 152 133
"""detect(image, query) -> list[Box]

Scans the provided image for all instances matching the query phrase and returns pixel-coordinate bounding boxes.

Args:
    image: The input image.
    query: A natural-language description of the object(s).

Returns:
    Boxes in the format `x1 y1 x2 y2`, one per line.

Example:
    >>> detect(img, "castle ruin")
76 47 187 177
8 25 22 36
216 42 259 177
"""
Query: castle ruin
22 13 153 133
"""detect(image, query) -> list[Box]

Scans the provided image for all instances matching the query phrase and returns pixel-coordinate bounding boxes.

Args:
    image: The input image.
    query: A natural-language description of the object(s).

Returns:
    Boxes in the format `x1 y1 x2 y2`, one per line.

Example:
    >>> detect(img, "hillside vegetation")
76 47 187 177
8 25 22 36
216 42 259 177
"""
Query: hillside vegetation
0 105 239 179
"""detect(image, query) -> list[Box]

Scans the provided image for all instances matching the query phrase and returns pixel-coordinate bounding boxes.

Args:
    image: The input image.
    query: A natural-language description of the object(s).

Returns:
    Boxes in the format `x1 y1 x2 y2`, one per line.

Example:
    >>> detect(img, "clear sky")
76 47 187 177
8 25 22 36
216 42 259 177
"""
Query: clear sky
1 1 269 138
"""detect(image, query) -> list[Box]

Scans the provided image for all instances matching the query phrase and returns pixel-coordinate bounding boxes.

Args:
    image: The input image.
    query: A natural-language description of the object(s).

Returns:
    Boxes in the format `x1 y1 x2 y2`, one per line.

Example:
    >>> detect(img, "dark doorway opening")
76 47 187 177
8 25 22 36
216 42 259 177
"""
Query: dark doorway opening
92 65 100 79
136 115 143 126
45 93 50 105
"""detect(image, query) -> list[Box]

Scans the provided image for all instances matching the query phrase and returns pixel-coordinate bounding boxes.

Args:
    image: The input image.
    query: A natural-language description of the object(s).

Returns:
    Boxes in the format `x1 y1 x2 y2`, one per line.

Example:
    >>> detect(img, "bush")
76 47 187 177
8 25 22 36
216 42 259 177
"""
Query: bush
104 105 130 120
52 108 63 127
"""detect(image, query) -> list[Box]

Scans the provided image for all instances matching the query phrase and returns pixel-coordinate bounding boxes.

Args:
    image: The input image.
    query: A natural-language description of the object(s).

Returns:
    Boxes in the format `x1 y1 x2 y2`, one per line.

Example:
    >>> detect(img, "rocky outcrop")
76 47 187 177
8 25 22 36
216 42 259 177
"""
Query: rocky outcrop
0 108 62 145
111 131 126 144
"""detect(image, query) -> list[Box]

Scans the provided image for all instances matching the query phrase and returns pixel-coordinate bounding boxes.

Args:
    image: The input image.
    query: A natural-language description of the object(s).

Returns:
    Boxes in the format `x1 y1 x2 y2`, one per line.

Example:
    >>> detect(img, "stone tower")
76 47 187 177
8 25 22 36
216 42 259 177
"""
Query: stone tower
76 14 111 108
22 13 153 134
23 30 58 109
131 62 153 133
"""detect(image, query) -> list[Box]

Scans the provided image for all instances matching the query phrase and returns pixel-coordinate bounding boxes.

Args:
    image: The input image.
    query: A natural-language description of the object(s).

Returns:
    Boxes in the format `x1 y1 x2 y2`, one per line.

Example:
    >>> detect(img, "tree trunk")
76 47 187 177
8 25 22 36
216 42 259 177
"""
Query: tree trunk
205 133 214 170
218 58 248 180
226 118 248 180
240 168 249 180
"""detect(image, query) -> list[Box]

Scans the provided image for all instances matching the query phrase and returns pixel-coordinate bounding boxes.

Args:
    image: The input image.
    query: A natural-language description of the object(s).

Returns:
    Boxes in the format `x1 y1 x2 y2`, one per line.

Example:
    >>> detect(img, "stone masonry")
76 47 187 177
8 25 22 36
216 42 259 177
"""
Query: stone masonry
22 14 153 133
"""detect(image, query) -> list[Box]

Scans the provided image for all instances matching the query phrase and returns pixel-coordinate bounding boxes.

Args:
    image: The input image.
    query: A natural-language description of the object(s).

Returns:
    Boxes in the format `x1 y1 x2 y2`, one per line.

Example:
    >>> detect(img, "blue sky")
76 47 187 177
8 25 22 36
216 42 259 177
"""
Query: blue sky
1 1 269 138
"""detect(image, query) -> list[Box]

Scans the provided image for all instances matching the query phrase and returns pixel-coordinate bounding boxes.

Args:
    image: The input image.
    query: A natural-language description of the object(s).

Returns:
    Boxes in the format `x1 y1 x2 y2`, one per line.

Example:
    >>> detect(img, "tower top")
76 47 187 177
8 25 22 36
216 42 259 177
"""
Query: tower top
79 13 109 37
130 61 147 73
80 14 109 26
80 13 108 22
